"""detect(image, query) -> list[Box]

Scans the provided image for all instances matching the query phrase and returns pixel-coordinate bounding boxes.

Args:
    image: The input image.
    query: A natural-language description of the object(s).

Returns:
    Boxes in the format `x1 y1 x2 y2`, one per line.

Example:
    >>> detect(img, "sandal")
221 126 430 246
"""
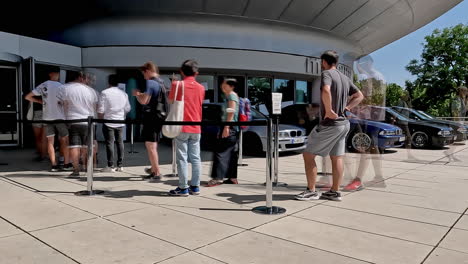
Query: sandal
206 179 223 187
223 179 238 184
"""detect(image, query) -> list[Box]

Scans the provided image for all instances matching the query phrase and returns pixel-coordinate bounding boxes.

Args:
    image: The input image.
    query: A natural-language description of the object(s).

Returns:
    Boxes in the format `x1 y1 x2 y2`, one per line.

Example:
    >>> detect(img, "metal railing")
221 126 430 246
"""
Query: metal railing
6 117 286 215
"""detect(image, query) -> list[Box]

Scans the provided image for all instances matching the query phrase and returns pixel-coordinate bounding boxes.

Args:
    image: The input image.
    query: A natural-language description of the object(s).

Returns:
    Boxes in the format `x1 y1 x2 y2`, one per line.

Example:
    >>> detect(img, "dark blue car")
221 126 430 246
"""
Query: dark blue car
279 104 405 153
346 111 405 152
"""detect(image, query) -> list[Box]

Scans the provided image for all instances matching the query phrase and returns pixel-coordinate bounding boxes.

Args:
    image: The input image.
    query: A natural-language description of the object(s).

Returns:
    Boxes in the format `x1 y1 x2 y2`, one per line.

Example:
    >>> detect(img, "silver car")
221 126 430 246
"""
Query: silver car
242 109 308 154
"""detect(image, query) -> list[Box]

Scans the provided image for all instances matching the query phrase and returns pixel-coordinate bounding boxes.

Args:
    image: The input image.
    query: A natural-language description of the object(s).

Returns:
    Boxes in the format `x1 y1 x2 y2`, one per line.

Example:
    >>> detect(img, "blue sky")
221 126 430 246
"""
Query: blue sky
369 1 467 86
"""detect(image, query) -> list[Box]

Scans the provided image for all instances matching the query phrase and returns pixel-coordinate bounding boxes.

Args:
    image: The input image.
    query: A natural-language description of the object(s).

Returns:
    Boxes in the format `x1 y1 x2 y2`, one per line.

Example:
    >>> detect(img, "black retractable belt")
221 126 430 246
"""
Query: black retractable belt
3 117 287 214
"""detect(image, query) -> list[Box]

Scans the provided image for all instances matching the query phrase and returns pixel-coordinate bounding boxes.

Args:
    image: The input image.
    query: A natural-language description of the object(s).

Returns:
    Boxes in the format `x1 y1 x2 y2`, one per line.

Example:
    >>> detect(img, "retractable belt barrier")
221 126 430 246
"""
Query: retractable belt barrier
4 117 286 215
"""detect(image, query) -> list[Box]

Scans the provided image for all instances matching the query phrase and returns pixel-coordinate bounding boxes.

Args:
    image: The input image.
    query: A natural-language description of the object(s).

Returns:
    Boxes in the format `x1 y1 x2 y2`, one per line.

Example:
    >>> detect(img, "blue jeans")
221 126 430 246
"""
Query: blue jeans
175 133 202 189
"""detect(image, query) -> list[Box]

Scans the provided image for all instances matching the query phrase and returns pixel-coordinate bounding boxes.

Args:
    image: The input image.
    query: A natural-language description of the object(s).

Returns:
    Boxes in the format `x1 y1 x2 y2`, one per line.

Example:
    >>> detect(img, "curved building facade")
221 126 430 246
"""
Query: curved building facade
0 0 462 146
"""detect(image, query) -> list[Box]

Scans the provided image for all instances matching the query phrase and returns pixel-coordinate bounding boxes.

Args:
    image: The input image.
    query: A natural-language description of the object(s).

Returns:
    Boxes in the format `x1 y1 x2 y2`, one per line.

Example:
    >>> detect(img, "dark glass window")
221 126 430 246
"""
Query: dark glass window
247 77 272 106
273 79 294 103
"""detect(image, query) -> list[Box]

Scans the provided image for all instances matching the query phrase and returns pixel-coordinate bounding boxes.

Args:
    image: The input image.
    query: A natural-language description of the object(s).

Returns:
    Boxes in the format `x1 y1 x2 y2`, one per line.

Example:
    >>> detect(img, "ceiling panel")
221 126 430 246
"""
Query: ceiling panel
159 0 204 13
279 0 332 25
310 0 368 30
205 0 249 16
243 0 292 19
332 0 399 36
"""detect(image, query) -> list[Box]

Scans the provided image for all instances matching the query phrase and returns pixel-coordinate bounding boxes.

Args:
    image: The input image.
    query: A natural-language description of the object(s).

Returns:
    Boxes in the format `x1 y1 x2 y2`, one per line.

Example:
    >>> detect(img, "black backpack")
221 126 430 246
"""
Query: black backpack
154 78 169 121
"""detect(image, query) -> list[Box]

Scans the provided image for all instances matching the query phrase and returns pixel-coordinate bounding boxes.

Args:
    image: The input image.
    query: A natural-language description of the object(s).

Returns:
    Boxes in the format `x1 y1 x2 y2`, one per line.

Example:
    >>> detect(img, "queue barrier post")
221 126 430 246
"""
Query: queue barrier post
273 115 287 187
75 116 104 196
252 117 286 215
237 130 248 166
128 123 138 154
164 139 178 178
6 117 285 212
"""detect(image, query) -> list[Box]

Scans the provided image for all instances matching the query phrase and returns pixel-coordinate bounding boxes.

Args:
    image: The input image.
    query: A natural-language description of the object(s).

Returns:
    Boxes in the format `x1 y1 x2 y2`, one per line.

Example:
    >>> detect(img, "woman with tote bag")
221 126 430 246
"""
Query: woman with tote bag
162 81 184 138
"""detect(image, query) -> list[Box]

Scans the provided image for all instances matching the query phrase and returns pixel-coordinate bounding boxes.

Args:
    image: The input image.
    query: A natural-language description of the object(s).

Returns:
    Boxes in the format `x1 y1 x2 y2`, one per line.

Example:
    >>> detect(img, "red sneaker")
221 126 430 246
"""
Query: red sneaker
343 179 363 192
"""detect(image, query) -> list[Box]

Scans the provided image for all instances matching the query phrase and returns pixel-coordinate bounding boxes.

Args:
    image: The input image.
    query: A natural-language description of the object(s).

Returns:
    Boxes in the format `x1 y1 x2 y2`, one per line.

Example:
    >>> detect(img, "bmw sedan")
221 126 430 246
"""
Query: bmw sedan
392 106 468 143
369 106 454 148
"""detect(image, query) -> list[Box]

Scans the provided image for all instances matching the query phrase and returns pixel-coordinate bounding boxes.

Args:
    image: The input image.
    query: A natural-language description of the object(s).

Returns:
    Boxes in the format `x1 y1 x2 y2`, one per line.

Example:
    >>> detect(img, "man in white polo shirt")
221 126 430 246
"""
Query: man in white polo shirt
58 71 99 176
98 74 131 172
25 66 72 172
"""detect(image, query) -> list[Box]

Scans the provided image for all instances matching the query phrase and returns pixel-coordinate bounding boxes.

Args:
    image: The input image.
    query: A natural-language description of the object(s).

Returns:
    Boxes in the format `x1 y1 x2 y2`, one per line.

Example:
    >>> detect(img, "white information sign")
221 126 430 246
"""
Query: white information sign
272 92 283 115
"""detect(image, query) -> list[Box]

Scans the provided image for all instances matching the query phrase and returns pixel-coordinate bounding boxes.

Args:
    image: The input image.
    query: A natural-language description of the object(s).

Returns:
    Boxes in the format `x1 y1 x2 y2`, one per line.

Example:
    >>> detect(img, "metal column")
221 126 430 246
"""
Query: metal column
273 116 287 187
75 116 104 196
164 139 178 177
128 123 138 154
252 118 286 215
238 130 248 166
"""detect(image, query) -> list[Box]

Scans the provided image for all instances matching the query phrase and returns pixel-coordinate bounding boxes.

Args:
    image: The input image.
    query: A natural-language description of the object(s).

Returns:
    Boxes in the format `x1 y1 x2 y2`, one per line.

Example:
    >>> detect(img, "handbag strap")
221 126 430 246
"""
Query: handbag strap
174 81 180 101
180 80 185 100
174 80 185 102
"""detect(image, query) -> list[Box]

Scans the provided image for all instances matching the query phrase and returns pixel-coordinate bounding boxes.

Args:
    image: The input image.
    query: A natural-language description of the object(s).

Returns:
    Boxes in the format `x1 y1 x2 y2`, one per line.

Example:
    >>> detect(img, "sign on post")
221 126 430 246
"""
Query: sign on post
271 93 282 115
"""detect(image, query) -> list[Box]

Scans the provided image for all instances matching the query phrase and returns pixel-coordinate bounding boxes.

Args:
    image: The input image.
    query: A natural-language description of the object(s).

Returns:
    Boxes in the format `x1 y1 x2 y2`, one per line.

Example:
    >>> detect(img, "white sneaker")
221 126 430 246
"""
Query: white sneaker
102 167 115 173
294 189 320 201
116 166 124 172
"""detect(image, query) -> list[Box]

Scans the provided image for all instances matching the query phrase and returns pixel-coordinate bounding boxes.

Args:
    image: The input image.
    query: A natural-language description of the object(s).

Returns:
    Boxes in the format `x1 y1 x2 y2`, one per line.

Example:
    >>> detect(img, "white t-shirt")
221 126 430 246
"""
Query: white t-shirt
32 80 65 120
98 87 131 128
58 82 98 122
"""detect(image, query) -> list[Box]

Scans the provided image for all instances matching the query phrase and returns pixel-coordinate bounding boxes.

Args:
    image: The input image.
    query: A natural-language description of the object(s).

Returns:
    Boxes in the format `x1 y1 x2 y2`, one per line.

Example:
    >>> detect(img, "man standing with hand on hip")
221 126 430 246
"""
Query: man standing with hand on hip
295 50 363 201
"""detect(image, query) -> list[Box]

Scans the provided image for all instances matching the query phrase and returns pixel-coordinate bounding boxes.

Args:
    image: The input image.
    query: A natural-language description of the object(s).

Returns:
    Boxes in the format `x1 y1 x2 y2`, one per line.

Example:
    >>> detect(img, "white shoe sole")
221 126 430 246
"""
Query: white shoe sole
295 196 320 201
320 196 342 201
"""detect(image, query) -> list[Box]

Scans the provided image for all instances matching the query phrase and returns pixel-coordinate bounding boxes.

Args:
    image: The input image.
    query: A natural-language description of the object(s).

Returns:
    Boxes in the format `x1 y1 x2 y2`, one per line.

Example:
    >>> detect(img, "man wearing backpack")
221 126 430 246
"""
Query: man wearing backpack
168 60 205 196
133 62 166 180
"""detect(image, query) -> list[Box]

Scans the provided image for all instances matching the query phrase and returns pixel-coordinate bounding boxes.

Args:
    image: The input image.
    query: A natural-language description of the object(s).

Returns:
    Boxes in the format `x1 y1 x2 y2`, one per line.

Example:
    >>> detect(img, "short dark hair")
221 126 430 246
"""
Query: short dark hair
48 66 60 74
108 74 118 87
140 61 159 73
66 71 85 82
223 78 237 89
180 59 199 77
321 50 339 66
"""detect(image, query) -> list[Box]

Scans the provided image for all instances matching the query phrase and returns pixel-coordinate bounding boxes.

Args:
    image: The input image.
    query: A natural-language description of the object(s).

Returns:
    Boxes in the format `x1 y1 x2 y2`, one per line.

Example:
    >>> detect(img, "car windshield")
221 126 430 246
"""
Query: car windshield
251 108 267 120
417 110 435 119
386 108 410 121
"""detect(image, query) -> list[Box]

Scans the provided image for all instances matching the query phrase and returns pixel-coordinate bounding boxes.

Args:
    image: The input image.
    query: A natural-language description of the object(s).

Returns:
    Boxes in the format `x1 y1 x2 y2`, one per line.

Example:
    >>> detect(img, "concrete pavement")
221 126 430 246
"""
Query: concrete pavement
0 142 467 264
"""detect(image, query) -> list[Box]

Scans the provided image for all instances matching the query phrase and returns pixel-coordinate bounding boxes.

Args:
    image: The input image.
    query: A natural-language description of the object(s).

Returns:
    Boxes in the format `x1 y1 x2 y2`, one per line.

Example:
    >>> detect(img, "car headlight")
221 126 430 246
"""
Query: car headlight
438 130 451 136
457 127 467 133
279 132 289 138
379 130 396 136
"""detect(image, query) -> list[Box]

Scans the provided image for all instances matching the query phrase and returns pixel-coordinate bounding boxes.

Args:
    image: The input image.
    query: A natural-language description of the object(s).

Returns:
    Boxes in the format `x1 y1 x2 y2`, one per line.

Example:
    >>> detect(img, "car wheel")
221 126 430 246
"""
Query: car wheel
351 132 372 153
243 133 264 156
411 131 429 148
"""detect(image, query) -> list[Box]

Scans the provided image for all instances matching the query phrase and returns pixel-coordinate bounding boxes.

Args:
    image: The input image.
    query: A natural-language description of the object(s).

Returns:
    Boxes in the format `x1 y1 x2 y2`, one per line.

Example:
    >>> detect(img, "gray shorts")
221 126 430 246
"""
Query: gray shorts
32 111 45 128
46 123 69 138
69 125 88 148
304 122 350 157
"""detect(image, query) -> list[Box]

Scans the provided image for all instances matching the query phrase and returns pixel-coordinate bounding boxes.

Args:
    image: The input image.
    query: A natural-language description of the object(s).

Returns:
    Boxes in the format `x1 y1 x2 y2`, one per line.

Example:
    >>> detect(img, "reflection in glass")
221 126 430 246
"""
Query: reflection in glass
295 81 310 104
273 79 294 103
247 77 271 106
197 75 214 103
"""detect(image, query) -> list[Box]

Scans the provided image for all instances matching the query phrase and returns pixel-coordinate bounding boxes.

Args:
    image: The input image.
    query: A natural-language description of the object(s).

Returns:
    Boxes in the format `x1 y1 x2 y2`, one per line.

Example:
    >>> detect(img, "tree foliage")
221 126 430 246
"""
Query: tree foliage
405 23 467 116
386 83 404 107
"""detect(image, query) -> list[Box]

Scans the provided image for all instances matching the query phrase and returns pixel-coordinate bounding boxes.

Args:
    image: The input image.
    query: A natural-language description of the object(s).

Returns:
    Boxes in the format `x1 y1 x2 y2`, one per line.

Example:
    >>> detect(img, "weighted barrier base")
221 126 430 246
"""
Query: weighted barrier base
263 182 288 187
164 173 178 178
273 182 288 187
252 206 286 215
74 190 105 196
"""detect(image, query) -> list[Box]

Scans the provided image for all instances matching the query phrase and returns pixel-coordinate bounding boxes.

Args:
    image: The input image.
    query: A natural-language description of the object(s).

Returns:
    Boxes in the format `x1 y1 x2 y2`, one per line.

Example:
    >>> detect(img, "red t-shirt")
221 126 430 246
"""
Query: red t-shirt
168 76 205 134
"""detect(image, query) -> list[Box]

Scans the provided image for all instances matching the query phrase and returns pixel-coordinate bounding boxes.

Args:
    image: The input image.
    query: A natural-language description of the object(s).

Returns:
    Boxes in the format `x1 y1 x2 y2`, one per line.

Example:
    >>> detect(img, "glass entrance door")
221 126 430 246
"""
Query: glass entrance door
0 66 19 146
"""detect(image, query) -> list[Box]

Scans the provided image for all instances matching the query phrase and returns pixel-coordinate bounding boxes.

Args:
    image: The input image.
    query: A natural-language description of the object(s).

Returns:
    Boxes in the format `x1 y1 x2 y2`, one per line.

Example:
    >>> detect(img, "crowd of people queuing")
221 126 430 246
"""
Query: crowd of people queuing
25 59 243 196
25 51 367 200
